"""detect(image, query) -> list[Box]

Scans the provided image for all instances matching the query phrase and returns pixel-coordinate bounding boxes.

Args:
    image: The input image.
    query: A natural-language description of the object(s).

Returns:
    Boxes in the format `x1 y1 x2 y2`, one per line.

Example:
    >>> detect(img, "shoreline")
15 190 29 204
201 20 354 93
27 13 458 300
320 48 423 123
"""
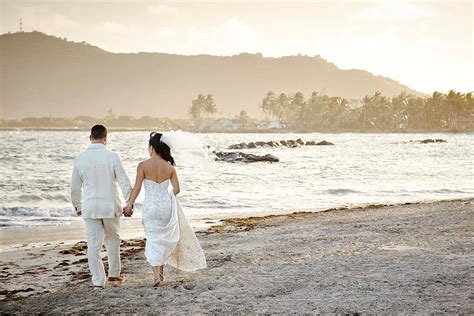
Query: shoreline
1 198 472 313
2 196 473 250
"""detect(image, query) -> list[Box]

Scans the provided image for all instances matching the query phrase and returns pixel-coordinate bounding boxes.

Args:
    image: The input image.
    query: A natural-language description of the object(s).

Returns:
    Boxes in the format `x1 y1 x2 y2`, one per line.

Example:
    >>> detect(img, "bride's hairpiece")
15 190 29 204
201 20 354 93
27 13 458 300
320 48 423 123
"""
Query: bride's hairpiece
150 131 165 144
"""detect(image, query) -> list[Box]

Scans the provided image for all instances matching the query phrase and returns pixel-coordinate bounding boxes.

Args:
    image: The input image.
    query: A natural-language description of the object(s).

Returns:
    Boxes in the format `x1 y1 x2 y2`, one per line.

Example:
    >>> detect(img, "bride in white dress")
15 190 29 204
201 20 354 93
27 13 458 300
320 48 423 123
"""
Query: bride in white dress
124 132 207 286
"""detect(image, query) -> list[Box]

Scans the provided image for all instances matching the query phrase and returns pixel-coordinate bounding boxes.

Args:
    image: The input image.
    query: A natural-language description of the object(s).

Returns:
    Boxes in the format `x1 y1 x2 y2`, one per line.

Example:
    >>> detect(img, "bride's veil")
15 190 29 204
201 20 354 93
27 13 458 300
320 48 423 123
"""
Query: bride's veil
159 130 210 168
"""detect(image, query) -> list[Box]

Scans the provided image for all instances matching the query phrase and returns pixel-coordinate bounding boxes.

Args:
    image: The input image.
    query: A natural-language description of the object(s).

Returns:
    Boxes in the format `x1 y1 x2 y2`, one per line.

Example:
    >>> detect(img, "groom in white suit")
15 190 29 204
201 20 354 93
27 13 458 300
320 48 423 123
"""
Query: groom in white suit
71 124 132 288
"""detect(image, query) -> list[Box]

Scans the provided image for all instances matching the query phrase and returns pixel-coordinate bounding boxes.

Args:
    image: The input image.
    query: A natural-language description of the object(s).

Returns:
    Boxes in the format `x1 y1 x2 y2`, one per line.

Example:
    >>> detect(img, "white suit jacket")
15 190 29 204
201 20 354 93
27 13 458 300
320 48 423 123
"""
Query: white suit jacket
71 143 132 219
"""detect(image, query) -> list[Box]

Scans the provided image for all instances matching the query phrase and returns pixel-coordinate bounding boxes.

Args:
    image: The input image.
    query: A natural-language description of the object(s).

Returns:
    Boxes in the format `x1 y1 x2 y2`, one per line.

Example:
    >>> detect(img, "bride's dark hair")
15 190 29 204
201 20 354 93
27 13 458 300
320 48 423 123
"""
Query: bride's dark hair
149 132 176 166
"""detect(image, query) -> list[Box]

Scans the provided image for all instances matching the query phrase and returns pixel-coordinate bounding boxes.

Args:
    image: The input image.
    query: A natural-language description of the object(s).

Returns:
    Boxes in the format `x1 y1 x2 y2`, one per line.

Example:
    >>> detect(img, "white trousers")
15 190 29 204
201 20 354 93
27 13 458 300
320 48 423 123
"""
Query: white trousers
84 216 121 286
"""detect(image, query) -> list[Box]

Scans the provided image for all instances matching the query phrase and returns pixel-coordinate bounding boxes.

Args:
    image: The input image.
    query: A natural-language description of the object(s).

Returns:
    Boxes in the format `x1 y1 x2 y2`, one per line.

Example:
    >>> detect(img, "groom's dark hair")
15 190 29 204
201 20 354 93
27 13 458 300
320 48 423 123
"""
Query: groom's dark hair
90 124 107 139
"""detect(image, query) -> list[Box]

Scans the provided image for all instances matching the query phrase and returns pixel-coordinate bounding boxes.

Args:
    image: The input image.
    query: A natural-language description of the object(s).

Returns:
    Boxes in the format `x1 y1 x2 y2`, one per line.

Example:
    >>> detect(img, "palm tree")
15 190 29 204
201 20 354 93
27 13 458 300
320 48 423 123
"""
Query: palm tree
275 93 290 122
362 95 372 130
327 97 348 129
447 89 465 128
302 91 320 128
189 102 201 121
391 92 412 128
189 94 207 121
405 96 424 129
203 94 217 118
361 91 392 129
426 91 446 128
238 110 250 124
261 91 276 118
289 91 305 124
306 91 332 128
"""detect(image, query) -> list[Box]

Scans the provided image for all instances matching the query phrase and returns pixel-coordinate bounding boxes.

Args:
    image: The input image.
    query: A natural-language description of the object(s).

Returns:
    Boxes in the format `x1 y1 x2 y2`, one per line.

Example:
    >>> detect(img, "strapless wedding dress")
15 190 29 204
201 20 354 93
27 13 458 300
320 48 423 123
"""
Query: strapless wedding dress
142 178 206 271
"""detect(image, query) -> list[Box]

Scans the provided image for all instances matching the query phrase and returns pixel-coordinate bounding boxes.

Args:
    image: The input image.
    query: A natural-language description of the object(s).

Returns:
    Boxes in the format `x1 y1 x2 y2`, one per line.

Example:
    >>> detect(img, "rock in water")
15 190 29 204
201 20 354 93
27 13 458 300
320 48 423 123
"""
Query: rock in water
228 142 247 149
287 140 298 147
228 139 334 149
315 140 334 145
214 151 279 163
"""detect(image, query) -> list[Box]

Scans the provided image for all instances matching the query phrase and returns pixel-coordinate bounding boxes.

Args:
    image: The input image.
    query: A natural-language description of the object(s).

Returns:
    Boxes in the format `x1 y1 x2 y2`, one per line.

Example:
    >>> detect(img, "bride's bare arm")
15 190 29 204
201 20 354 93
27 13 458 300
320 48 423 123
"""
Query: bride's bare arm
127 163 145 207
170 167 180 195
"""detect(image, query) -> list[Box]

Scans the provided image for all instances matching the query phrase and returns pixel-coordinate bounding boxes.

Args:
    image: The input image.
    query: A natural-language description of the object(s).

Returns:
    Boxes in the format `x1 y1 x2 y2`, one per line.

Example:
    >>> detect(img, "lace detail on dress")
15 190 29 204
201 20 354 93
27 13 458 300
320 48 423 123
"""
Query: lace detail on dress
143 180 173 227
142 179 207 271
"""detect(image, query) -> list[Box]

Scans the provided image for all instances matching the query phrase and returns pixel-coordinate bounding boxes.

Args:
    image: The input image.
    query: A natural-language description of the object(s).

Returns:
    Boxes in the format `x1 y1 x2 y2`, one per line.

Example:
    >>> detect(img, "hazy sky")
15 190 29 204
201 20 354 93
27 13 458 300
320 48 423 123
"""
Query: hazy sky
1 0 473 94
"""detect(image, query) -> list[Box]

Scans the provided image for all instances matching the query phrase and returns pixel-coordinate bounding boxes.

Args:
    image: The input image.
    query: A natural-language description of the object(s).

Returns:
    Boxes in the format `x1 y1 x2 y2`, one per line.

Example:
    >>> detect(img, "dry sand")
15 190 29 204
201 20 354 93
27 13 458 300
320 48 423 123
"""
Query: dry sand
1 199 473 314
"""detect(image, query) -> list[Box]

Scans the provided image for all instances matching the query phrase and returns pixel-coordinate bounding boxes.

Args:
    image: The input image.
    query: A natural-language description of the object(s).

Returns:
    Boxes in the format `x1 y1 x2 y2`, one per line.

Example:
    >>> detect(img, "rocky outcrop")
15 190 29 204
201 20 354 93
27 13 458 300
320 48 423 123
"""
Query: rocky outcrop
228 139 334 149
214 152 279 163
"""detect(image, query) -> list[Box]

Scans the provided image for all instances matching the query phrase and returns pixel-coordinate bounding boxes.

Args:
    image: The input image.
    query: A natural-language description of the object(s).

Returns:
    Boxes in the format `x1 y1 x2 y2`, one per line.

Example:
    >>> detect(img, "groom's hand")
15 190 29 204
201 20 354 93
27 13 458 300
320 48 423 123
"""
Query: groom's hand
123 205 133 217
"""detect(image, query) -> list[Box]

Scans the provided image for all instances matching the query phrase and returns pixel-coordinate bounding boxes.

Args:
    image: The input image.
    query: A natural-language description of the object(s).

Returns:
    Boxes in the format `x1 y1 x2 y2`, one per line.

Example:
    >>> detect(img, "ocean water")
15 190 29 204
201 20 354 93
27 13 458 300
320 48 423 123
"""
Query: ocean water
0 131 473 228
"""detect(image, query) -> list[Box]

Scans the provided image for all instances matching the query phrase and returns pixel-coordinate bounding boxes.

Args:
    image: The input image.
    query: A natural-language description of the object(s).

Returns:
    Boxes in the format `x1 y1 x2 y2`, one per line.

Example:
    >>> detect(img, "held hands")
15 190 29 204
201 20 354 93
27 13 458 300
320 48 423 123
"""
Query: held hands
75 207 82 216
123 203 134 217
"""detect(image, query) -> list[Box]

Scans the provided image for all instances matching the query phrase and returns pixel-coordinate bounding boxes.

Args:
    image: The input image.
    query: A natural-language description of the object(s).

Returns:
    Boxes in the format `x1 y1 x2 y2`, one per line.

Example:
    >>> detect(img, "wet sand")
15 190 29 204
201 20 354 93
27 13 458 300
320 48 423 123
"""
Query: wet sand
0 217 219 251
0 219 144 251
1 199 473 314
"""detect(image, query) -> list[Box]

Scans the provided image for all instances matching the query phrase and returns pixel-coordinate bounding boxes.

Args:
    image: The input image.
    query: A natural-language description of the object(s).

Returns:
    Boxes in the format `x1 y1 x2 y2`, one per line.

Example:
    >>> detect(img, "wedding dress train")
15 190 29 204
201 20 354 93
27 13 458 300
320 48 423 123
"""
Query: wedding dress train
142 179 207 271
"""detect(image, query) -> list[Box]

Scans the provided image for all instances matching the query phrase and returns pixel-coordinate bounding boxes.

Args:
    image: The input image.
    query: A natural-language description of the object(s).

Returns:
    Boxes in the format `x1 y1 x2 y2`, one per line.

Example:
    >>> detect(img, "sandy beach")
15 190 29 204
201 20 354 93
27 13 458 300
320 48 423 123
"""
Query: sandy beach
1 199 473 314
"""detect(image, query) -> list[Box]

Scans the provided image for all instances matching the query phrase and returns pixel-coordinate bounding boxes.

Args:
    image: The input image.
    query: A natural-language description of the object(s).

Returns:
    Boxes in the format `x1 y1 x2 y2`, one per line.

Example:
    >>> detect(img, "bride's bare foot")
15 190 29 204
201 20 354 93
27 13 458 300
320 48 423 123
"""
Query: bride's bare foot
159 265 164 282
152 265 164 287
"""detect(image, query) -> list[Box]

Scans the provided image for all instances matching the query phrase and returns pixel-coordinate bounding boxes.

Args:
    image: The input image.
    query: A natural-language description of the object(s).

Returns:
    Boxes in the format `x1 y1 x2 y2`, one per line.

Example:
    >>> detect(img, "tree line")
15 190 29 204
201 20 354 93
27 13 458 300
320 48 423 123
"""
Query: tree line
260 90 473 130
2 90 472 131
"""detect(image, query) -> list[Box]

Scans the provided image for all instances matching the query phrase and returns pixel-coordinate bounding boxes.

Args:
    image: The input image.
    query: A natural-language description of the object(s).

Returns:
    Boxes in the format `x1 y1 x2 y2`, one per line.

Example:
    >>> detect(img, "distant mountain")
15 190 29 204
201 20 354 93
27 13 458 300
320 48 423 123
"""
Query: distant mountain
0 31 423 119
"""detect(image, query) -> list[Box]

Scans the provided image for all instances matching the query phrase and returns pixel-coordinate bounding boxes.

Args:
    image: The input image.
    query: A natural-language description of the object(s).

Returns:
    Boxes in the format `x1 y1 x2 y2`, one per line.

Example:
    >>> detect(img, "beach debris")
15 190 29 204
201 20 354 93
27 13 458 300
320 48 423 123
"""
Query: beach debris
69 271 91 281
0 288 34 301
214 151 279 163
205 218 262 235
54 260 72 268
121 239 145 248
408 139 447 144
228 138 334 149
419 138 447 144
121 247 143 256
59 241 87 256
